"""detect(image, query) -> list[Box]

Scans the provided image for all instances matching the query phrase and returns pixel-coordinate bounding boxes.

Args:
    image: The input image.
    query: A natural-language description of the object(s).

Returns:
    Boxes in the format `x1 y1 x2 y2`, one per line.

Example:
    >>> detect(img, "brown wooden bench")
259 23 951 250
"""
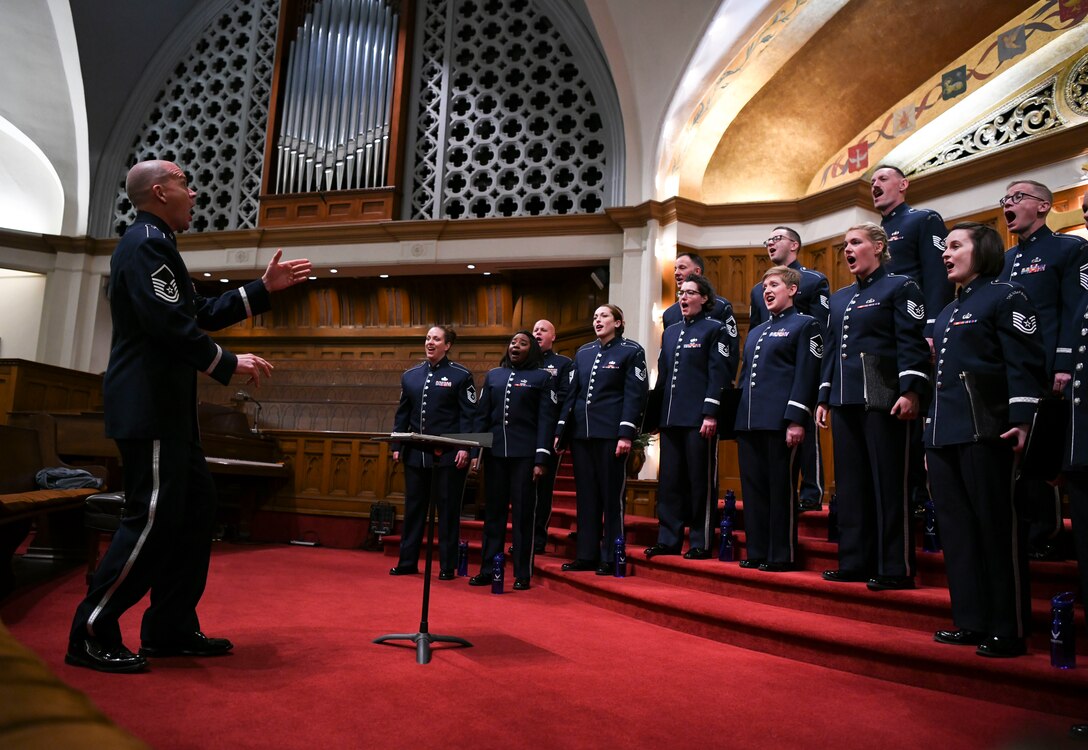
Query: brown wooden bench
0 419 107 597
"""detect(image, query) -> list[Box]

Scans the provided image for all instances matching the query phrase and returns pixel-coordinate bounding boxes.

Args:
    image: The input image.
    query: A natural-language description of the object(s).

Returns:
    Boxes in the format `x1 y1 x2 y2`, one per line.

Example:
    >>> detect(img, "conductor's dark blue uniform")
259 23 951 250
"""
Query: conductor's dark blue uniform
392 357 477 574
71 211 271 650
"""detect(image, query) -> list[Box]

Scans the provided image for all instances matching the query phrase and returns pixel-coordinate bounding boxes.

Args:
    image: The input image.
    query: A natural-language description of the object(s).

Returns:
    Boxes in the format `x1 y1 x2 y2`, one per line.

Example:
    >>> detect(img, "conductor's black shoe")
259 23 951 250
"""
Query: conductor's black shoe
643 544 680 558
562 559 597 572
683 547 712 560
976 636 1026 658
513 578 530 590
759 562 792 572
822 569 867 583
738 559 763 569
796 498 822 512
595 562 613 575
389 565 419 576
866 575 915 591
468 573 491 586
66 638 148 673
140 632 233 658
1071 724 1088 740
437 569 455 580
933 628 984 646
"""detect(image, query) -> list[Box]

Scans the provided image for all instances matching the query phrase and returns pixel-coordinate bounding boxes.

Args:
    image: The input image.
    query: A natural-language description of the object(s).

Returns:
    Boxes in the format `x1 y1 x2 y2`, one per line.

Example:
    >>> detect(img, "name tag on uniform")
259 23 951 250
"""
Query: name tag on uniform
435 378 453 387
769 330 789 337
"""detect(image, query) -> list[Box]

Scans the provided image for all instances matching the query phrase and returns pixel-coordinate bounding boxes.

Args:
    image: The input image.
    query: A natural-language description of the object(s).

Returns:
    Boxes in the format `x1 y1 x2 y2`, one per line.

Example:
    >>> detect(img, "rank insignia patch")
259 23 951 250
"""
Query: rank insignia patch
906 300 925 320
1012 311 1037 335
151 264 180 303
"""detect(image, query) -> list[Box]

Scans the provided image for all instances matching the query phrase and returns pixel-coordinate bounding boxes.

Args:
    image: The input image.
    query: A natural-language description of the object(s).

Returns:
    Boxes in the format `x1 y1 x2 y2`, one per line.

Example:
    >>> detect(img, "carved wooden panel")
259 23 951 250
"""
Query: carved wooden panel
0 359 103 424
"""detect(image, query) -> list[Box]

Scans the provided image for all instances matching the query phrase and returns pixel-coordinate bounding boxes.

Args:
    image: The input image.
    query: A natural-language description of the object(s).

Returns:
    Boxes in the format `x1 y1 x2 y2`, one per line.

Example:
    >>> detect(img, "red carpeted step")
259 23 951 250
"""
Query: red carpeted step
534 558 1088 718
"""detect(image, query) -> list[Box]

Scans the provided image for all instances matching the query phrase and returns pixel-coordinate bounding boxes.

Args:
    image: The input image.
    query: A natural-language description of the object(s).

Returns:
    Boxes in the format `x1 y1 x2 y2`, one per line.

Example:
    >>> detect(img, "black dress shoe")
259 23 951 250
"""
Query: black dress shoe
796 498 822 512
683 547 712 560
759 562 793 572
438 569 455 580
533 542 547 555
822 569 867 583
976 636 1026 658
513 578 530 590
644 544 680 558
140 632 233 658
1028 543 1060 561
1070 724 1088 740
562 559 597 572
66 638 148 673
738 559 763 569
595 562 614 575
866 575 915 591
389 565 419 576
507 545 515 556
468 573 491 586
933 628 985 646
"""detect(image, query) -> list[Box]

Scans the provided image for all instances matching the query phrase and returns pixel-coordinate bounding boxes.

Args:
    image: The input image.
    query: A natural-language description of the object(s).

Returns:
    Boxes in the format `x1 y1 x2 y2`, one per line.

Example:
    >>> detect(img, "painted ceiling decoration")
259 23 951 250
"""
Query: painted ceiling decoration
669 0 1088 205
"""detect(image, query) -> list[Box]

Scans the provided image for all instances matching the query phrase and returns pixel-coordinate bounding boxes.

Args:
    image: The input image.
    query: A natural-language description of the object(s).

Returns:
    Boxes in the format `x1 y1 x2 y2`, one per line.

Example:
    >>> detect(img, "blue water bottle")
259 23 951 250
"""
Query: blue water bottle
922 499 941 552
1051 591 1077 669
827 493 839 543
724 489 737 522
491 553 504 594
456 540 469 576
614 537 626 578
718 515 734 562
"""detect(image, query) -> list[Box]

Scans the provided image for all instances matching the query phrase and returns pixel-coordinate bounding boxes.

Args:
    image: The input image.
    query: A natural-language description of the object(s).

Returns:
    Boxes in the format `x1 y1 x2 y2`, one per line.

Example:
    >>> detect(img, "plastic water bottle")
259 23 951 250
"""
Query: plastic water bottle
922 499 941 552
491 553 504 594
456 540 469 576
614 537 626 578
723 489 737 522
1051 591 1077 669
827 493 839 543
718 515 734 562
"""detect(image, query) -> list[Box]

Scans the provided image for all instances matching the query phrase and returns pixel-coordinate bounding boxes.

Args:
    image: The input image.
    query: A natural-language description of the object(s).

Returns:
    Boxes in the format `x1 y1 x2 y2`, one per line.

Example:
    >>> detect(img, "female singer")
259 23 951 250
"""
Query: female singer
734 266 822 571
469 331 558 591
815 222 931 591
928 222 1045 657
557 304 649 574
389 325 477 579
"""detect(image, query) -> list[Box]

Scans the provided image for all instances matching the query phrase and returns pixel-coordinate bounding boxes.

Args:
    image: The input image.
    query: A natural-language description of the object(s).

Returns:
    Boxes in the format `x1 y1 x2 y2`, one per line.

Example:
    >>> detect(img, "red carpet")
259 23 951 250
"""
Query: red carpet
0 543 1081 749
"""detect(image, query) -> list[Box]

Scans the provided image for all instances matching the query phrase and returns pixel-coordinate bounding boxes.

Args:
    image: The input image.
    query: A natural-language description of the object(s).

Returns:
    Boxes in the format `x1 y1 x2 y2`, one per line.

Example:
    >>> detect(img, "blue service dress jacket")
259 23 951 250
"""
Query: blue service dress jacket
735 307 823 431
557 336 650 441
392 356 478 467
999 225 1088 376
924 277 1047 447
474 366 558 464
657 312 737 428
103 211 271 440
818 265 931 408
882 202 953 334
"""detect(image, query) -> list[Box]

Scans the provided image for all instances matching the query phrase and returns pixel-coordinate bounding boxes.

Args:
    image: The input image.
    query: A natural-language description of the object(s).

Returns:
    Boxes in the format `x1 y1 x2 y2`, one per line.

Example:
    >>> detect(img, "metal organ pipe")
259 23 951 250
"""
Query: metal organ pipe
274 0 400 195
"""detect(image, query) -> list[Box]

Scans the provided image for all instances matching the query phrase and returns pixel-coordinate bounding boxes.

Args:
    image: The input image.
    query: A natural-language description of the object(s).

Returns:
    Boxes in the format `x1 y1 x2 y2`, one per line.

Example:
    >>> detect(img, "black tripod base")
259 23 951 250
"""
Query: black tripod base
373 631 473 664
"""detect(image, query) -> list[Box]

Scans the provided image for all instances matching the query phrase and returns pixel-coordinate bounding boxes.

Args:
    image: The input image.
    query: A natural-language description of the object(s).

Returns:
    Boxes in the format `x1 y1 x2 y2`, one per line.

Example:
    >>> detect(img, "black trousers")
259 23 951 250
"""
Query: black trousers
1063 470 1088 629
532 450 562 547
737 430 798 564
655 427 718 551
70 438 216 647
927 442 1030 638
570 438 627 564
479 455 536 580
830 406 915 577
797 413 824 505
1020 477 1063 549
399 463 467 572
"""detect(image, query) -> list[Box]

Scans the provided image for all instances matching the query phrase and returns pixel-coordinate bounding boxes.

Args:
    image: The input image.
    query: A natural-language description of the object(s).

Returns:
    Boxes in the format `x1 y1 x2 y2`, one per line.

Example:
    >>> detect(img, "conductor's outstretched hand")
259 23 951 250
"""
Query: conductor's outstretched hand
262 249 313 292
236 353 273 386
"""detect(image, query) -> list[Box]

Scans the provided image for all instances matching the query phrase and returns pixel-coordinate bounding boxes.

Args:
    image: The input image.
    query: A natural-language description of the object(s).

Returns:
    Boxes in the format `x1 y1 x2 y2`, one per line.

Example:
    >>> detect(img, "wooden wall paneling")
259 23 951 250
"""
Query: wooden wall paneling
0 360 103 423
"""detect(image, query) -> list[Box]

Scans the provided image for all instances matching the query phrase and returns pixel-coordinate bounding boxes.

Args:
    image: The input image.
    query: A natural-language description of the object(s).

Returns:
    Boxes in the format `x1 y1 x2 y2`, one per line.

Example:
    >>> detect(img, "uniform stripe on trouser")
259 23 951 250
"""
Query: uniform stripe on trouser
1008 455 1024 637
899 429 911 575
787 443 799 561
701 435 719 547
87 439 160 636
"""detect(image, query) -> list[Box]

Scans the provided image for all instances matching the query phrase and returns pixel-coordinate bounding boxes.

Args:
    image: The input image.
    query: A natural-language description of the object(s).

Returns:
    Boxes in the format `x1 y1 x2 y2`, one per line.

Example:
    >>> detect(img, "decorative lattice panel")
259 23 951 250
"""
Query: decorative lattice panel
111 0 279 235
407 0 614 219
